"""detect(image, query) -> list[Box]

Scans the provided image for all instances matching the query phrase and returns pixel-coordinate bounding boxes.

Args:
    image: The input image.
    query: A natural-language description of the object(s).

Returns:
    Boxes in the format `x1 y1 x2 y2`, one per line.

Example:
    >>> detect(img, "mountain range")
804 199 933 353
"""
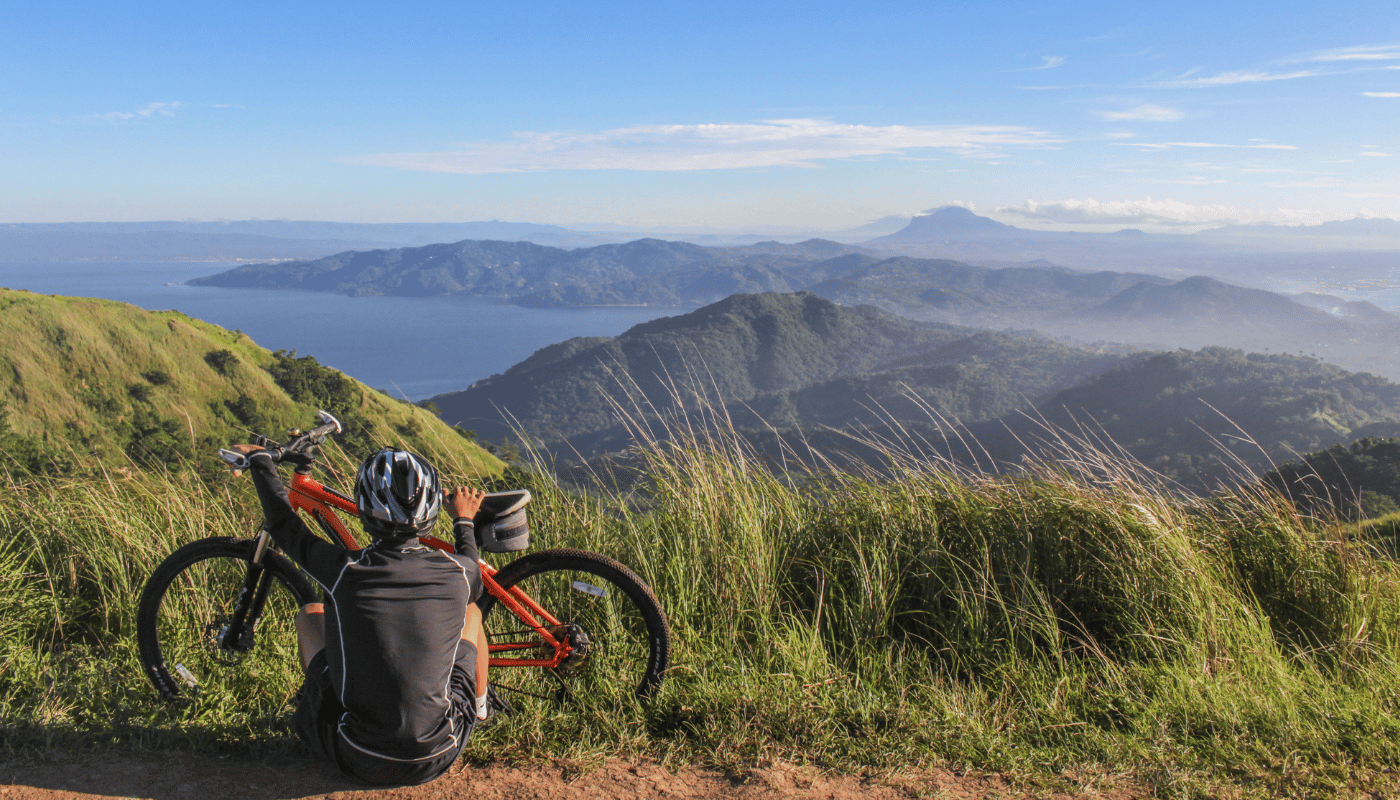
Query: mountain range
8 207 1400 267
190 233 1400 380
424 292 1400 493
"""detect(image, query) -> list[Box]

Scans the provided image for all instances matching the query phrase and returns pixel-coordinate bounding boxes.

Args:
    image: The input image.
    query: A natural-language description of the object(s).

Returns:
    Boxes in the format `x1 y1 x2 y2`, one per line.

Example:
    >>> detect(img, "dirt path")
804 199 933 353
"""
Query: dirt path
0 753 1145 800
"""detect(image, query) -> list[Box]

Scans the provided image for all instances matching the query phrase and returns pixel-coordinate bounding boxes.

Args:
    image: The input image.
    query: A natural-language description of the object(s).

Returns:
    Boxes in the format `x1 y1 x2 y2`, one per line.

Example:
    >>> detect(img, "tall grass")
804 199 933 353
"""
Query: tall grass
3 415 1400 797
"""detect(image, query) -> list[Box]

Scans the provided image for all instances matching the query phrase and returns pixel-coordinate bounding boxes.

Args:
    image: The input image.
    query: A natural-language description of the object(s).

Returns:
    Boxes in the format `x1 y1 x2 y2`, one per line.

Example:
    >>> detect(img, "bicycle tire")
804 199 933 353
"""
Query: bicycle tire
477 548 671 707
137 536 318 701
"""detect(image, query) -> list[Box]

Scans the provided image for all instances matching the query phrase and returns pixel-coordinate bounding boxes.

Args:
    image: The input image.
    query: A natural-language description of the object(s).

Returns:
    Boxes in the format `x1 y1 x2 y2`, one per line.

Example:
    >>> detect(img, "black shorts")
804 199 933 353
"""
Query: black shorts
291 644 478 786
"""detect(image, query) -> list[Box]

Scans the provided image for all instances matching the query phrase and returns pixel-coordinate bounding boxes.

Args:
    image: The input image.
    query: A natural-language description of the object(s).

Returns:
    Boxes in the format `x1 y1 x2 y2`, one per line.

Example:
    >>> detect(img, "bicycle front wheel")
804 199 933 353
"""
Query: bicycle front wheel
136 537 318 703
477 548 671 710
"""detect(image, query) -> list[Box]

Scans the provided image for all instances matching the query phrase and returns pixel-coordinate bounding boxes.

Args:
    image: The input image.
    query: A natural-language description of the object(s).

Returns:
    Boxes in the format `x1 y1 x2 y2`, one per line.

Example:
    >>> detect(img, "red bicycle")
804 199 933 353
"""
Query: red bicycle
136 411 670 713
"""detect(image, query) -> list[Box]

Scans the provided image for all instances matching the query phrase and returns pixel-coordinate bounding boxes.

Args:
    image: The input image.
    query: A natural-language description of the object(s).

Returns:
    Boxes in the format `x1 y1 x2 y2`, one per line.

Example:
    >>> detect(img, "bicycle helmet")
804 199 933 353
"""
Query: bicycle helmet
353 448 442 541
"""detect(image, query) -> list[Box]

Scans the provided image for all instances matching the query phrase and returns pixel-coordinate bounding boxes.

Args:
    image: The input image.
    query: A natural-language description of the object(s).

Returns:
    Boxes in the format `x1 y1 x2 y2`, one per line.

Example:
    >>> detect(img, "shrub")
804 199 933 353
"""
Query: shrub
204 349 238 376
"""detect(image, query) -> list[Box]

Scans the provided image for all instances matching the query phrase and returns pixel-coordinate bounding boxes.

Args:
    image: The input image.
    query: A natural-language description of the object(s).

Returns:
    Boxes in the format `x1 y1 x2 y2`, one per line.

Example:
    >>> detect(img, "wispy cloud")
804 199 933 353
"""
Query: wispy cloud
1113 141 1297 151
342 119 1062 174
998 197 1332 226
1345 192 1400 198
1285 43 1400 63
1007 56 1066 72
91 101 180 121
1362 151 1392 157
1095 104 1183 121
1153 44 1400 89
1362 91 1400 97
1151 69 1319 88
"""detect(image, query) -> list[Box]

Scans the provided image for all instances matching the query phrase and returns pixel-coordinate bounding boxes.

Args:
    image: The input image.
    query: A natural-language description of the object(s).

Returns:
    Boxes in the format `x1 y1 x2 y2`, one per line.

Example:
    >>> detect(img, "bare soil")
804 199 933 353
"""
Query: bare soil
0 753 1147 800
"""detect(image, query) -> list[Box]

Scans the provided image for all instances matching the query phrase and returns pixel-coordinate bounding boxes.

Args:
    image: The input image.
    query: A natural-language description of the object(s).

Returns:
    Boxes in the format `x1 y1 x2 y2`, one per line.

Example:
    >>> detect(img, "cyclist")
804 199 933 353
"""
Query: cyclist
230 443 495 785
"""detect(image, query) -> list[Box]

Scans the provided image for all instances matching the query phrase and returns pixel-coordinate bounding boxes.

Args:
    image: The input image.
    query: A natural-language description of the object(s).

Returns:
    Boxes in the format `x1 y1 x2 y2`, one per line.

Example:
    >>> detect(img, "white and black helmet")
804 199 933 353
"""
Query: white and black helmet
354 448 442 540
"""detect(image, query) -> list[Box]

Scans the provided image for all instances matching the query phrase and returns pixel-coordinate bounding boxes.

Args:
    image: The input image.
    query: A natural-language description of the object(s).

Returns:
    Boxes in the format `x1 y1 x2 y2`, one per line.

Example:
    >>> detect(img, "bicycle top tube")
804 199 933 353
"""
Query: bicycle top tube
286 471 460 556
283 469 569 668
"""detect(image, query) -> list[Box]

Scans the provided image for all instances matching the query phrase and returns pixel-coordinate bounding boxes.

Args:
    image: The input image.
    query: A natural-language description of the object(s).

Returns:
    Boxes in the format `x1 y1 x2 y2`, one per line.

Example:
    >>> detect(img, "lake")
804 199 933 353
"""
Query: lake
0 261 675 399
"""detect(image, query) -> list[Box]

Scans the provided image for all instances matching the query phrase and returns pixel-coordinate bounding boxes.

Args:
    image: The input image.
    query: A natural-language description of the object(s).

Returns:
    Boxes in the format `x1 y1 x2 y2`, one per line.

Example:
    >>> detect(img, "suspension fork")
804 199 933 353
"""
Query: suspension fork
222 530 275 652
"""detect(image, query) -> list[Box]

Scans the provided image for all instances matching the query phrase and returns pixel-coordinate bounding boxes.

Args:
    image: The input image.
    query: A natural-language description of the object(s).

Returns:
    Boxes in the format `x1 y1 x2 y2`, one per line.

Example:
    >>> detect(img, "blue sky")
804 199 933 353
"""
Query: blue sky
3 1 1398 230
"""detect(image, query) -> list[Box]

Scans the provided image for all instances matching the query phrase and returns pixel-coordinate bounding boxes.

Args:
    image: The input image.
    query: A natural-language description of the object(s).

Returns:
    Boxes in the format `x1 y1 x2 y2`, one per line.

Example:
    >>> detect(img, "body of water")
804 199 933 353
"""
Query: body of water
0 261 674 399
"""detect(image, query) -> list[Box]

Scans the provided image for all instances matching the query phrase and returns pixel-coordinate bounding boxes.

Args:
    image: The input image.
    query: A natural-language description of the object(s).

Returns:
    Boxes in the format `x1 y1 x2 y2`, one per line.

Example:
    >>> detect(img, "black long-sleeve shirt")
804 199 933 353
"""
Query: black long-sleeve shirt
247 452 482 764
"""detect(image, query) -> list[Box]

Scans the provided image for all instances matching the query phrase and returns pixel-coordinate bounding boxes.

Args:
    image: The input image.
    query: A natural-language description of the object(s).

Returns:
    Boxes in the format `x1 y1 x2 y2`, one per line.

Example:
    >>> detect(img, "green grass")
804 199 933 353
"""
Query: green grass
4 417 1400 798
0 287 502 477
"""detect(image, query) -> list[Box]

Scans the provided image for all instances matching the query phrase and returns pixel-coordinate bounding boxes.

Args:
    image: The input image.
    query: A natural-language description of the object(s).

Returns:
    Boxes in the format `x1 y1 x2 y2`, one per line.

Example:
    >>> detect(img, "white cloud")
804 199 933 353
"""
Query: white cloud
1095 104 1183 121
1007 56 1066 72
342 119 1062 174
1362 92 1400 97
1362 151 1392 157
91 101 180 121
998 197 1333 227
1152 69 1319 88
1286 43 1400 63
1113 141 1297 151
1346 193 1400 198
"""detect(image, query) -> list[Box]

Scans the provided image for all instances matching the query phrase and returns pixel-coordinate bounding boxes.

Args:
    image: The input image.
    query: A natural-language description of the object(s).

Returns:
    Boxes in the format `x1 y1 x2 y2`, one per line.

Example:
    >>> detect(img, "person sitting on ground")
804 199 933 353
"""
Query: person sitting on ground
230 443 495 785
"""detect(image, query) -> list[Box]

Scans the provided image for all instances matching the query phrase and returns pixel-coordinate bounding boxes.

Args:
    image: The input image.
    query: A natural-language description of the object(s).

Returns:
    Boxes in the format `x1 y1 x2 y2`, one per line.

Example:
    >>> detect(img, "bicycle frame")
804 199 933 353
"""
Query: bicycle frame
266 470 574 669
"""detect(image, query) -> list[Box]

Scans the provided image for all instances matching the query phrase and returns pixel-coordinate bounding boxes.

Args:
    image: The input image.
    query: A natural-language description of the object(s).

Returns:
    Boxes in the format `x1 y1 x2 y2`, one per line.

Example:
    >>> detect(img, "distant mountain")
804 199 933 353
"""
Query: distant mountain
190 238 871 307
1202 218 1400 239
0 220 617 261
0 230 397 262
1047 276 1400 379
422 290 1400 495
869 206 1016 242
1 219 593 245
428 292 982 447
192 234 1400 381
840 215 913 235
966 347 1400 490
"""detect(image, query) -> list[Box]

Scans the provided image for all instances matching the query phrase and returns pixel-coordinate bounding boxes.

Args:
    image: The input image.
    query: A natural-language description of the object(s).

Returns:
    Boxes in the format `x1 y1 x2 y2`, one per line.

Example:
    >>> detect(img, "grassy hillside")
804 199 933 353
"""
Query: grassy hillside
0 287 500 476
3 416 1400 797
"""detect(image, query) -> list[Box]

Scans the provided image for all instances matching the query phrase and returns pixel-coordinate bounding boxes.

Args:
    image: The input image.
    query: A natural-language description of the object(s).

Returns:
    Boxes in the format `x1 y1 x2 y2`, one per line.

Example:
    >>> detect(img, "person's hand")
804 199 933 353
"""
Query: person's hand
227 443 267 477
445 485 486 520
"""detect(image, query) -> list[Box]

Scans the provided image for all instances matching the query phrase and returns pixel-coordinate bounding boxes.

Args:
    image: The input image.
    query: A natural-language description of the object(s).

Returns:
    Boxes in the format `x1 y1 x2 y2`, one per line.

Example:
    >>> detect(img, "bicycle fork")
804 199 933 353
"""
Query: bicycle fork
221 530 276 653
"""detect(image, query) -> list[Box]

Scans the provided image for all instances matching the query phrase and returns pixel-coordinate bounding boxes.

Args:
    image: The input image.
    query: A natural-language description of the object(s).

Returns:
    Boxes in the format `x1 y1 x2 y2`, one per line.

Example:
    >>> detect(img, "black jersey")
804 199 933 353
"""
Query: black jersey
248 453 482 767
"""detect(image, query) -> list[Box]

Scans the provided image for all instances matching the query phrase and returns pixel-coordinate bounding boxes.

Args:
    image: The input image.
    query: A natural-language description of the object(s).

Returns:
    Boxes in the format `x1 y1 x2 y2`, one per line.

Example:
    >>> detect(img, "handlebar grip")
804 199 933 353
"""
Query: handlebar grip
217 449 250 470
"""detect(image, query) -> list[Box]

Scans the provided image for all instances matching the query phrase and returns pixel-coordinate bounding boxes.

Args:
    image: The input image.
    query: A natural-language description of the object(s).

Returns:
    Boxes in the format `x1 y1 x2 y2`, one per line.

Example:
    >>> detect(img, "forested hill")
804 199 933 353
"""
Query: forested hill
949 347 1400 489
0 289 499 477
423 291 1400 492
426 292 1144 454
427 292 987 446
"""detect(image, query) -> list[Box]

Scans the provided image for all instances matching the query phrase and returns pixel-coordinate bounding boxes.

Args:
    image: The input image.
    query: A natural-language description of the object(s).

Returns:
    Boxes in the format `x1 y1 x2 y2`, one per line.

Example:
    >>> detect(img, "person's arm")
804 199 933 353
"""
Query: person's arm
232 445 347 586
446 486 486 603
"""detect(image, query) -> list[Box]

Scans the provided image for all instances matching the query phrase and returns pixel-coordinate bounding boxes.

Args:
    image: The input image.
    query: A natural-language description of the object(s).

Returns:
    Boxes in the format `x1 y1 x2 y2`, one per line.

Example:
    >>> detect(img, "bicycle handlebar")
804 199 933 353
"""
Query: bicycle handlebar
217 409 343 473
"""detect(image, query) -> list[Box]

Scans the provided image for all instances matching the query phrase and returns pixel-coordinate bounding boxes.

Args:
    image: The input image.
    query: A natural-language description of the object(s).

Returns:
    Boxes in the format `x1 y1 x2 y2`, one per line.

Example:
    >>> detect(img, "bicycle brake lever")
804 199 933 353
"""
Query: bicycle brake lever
217 449 251 470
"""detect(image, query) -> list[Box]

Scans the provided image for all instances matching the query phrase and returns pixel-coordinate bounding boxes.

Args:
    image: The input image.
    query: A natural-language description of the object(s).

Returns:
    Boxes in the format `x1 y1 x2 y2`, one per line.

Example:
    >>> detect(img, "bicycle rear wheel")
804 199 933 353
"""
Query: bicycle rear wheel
136 537 318 703
477 548 671 710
